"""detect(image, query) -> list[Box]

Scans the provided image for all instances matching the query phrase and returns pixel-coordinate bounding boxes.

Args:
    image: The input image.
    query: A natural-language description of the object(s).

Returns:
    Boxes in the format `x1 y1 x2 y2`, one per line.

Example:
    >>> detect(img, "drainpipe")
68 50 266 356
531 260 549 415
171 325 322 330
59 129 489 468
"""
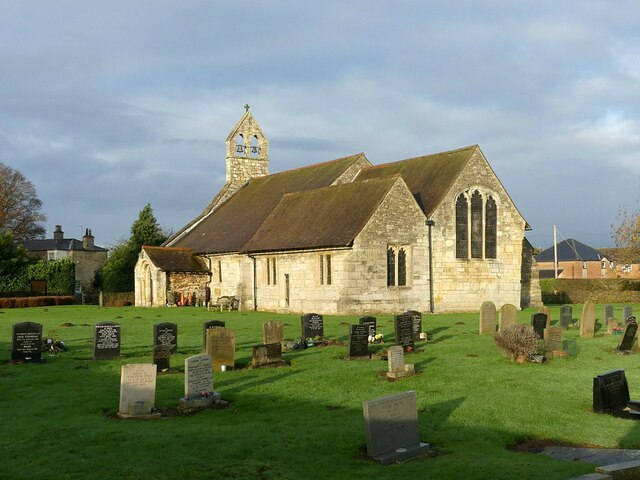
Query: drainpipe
248 254 257 311
426 219 435 313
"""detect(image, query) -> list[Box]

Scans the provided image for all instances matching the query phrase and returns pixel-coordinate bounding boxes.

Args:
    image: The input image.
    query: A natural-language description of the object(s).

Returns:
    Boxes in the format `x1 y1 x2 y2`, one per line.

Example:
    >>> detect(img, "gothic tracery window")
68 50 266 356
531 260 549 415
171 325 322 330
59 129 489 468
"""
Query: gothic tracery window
455 190 498 260
387 246 410 287
455 194 468 259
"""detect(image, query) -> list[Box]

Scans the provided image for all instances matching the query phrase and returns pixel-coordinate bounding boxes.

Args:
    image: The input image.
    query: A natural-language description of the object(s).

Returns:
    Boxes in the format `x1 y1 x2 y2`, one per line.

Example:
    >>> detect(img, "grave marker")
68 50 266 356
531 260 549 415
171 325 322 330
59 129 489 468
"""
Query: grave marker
93 322 121 360
362 391 430 465
205 327 235 372
498 304 517 331
608 318 619 334
604 304 615 324
301 313 324 340
11 322 43 363
544 326 563 355
359 316 377 337
479 301 497 334
593 370 630 413
347 324 369 358
118 363 159 419
202 320 225 350
180 354 221 409
252 343 284 367
531 313 548 339
405 310 422 341
153 345 171 372
386 345 415 379
560 305 573 328
580 300 596 337
618 318 638 352
262 321 284 346
394 313 414 349
154 322 178 354
624 306 634 324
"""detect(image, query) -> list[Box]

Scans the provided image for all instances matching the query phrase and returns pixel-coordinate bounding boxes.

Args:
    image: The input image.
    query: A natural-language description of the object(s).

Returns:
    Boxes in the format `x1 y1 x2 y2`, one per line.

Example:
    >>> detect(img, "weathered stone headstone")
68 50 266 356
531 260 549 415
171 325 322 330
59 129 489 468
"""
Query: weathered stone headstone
360 316 377 337
608 318 619 334
11 322 43 363
604 304 615 323
560 305 573 328
153 345 171 372
252 343 284 367
618 318 638 352
301 313 324 340
544 326 563 354
180 354 220 409
498 304 517 331
386 345 415 379
405 310 422 341
394 313 414 349
362 390 430 465
531 313 548 339
580 300 596 337
347 324 369 358
205 327 235 372
202 320 225 350
93 322 121 360
154 322 178 354
624 306 634 324
538 306 551 318
593 370 630 412
479 301 497 335
118 363 159 419
262 321 284 346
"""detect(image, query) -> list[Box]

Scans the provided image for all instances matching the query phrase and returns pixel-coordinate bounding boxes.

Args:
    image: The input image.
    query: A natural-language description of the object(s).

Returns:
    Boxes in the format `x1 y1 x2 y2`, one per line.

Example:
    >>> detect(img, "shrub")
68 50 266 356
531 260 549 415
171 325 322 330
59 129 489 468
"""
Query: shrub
494 324 540 360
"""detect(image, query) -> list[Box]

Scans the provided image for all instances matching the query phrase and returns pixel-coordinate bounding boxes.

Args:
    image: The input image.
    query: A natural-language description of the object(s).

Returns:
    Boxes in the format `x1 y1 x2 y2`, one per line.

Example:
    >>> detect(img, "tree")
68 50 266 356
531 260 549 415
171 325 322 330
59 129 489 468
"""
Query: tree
612 202 640 265
98 204 168 293
0 231 32 276
0 162 46 240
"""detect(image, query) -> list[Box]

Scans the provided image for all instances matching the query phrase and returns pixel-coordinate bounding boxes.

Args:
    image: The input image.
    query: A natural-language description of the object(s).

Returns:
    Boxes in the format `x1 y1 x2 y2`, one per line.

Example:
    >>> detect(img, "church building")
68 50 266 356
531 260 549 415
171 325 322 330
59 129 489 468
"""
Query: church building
135 109 541 313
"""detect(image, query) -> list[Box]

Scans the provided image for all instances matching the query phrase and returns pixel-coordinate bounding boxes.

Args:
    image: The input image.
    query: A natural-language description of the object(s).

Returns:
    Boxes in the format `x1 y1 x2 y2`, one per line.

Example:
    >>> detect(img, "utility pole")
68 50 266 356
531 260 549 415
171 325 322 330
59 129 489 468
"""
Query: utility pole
553 224 558 279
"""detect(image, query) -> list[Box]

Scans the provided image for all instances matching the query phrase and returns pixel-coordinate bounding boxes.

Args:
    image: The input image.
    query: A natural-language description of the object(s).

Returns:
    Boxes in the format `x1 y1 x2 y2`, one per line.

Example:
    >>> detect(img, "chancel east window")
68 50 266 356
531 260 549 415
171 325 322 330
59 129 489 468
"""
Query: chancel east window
455 190 498 260
387 246 409 287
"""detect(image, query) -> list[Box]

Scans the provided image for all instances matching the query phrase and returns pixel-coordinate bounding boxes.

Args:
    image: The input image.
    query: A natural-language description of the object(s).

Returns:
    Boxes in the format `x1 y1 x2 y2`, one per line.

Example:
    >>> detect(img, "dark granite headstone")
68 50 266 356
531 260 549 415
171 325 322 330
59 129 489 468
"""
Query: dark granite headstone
11 322 43 363
531 313 548 339
560 305 573 328
359 316 377 337
405 310 422 341
624 306 634 324
348 324 369 358
154 322 178 354
301 313 324 340
202 320 225 350
252 343 283 367
593 370 630 412
394 313 414 349
153 345 171 372
93 322 121 360
618 318 638 352
604 304 614 322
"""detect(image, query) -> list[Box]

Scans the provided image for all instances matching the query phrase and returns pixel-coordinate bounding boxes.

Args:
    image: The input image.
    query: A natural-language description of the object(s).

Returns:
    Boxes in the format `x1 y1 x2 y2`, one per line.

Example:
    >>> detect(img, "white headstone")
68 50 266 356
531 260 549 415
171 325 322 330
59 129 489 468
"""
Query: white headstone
185 354 214 399
118 363 157 416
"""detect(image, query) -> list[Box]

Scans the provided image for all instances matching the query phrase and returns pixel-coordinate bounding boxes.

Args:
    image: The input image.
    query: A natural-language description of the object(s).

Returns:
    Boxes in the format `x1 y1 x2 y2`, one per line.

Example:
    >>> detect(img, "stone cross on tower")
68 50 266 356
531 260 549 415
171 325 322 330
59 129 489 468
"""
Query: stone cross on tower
244 104 250 112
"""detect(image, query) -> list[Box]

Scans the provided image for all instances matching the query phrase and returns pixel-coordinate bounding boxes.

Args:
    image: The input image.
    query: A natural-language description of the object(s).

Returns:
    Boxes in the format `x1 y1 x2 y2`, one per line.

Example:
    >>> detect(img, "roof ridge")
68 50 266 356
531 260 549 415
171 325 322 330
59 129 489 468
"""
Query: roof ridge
365 145 478 171
265 152 365 177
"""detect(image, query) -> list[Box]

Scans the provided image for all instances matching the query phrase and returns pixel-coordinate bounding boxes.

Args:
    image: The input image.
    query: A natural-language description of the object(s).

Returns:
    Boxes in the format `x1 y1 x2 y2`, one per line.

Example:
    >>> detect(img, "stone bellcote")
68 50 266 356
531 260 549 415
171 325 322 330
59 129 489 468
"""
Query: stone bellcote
225 107 269 187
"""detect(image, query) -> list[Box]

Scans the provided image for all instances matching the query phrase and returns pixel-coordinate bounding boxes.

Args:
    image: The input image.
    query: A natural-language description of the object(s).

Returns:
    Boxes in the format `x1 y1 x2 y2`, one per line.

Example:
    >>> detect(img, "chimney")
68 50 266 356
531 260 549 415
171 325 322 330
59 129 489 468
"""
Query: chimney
53 225 64 241
82 228 94 250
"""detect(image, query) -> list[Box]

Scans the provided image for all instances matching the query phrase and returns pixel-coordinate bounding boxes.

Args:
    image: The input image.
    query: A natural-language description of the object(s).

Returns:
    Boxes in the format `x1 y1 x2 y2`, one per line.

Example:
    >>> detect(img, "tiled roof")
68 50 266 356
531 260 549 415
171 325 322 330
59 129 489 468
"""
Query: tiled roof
355 145 477 216
171 153 367 254
535 239 608 262
143 246 208 272
19 238 108 252
242 176 401 253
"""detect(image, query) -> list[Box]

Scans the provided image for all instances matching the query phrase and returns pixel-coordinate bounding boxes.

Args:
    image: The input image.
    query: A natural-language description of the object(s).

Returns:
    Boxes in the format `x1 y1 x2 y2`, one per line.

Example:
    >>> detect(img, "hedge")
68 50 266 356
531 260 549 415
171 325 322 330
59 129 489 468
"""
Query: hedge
103 292 134 307
0 296 76 309
540 278 640 304
0 259 75 296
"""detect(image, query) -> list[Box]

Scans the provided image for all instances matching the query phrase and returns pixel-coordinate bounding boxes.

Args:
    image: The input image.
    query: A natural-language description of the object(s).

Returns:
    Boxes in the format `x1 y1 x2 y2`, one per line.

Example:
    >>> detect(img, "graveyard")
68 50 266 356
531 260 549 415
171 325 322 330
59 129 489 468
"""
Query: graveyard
2 304 640 479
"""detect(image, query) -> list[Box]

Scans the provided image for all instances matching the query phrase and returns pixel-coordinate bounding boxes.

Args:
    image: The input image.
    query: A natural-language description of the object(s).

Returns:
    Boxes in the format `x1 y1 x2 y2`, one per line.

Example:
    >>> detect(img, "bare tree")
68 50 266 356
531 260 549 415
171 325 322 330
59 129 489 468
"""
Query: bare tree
0 162 46 240
612 201 640 265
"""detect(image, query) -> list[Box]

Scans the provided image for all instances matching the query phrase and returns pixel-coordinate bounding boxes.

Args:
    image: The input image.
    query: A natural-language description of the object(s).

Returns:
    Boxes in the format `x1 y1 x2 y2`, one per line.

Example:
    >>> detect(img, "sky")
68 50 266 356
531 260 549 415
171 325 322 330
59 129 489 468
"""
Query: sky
1 1 639 250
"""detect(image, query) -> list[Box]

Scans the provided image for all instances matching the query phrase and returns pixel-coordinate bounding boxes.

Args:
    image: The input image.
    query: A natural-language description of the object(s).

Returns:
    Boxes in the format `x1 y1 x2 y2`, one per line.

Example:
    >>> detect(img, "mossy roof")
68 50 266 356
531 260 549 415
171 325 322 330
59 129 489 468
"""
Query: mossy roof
172 154 367 254
355 145 477 216
143 246 208 272
241 176 400 253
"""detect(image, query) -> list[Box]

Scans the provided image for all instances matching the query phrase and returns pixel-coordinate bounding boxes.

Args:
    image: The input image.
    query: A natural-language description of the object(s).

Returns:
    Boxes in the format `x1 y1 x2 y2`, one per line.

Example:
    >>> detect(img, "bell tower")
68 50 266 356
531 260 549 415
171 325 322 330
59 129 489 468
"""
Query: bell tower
225 105 269 188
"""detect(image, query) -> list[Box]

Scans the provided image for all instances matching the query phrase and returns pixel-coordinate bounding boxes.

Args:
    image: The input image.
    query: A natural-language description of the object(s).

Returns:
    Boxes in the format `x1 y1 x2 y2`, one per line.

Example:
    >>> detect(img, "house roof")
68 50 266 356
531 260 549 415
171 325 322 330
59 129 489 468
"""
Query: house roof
143 246 208 272
241 176 402 253
171 153 368 254
355 145 476 216
535 239 608 262
598 248 640 264
20 238 108 252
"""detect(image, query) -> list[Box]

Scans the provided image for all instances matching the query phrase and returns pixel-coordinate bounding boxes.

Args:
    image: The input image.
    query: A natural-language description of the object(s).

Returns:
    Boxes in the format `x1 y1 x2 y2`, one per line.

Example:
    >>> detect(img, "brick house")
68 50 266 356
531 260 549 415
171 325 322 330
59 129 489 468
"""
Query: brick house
535 238 616 279
135 110 541 313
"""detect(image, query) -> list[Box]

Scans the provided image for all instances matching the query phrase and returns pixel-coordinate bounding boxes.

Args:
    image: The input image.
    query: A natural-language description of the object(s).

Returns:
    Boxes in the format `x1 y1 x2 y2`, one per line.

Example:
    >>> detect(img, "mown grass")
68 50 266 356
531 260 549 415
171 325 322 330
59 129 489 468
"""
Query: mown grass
1 304 640 479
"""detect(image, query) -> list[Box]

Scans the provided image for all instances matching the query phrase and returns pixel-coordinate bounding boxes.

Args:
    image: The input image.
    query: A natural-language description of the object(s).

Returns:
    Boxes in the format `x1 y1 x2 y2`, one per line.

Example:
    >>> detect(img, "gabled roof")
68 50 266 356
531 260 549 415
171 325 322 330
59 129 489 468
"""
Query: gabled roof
20 238 107 252
171 153 368 254
355 145 476 216
143 246 208 272
242 176 402 253
535 239 608 262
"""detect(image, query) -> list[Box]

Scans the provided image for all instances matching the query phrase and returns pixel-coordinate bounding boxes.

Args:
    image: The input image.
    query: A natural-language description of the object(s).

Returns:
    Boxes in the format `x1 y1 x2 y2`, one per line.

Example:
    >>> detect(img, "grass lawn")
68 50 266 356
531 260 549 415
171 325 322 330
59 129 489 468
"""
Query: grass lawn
2 304 640 480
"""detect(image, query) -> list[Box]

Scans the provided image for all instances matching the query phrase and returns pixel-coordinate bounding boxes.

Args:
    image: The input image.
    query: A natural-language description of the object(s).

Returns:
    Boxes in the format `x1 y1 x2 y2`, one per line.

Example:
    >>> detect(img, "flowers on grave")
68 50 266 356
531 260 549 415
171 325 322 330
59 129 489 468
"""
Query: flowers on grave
200 390 210 398
368 333 384 344
41 330 67 355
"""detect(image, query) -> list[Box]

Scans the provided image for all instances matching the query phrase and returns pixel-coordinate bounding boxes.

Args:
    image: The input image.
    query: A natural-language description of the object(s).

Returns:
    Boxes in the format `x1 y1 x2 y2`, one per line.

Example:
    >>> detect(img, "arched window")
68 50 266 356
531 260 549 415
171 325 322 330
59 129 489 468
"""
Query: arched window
485 196 497 259
456 194 468 259
235 134 245 155
387 247 395 287
397 248 407 286
471 191 483 259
